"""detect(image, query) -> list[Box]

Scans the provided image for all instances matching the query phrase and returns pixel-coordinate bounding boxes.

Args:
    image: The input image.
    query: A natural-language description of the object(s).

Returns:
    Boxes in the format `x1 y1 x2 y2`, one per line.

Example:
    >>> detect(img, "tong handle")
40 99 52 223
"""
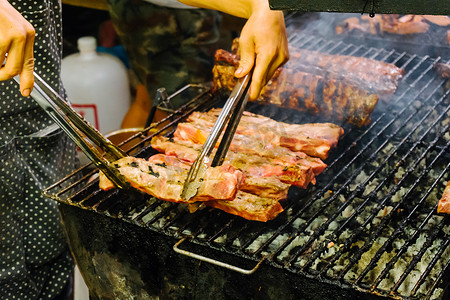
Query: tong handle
33 73 127 160
196 73 250 164
211 76 250 167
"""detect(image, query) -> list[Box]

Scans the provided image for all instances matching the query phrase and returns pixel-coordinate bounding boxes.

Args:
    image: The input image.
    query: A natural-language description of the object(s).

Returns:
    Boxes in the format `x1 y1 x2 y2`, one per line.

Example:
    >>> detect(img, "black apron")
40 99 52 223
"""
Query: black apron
0 1 78 299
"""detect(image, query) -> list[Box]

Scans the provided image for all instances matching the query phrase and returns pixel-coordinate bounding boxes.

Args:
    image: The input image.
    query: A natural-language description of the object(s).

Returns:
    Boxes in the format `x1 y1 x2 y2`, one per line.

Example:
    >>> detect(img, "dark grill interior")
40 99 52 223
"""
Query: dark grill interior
47 31 450 299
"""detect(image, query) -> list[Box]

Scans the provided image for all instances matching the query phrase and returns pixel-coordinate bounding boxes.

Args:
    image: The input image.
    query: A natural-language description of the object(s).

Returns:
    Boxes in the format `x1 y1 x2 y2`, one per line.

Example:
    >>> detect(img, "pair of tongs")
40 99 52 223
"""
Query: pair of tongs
181 73 251 201
13 73 129 189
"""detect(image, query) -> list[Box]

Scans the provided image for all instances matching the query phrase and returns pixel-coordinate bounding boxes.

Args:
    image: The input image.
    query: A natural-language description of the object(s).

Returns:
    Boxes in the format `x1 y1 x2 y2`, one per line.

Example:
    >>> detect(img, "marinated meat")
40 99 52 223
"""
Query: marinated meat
214 46 403 95
189 109 343 150
437 181 450 214
174 119 341 160
337 14 450 36
152 135 326 177
240 176 290 201
205 191 284 222
99 155 244 203
173 122 330 170
422 15 450 27
213 48 390 126
151 136 316 189
285 48 404 95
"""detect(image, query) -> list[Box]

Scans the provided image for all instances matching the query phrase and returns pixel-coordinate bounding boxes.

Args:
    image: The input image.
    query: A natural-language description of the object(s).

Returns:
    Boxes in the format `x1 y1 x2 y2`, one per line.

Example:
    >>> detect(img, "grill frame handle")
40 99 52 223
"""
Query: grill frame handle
173 236 266 275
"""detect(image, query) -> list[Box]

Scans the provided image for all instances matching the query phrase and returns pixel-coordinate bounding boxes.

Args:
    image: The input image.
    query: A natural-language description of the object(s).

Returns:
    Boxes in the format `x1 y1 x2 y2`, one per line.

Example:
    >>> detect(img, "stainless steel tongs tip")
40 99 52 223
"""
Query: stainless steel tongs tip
181 73 251 201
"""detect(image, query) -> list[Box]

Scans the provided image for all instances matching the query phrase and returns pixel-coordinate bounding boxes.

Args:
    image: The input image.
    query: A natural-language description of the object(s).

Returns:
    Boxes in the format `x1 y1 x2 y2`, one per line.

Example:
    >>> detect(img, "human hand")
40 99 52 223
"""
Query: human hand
0 0 35 97
234 5 289 100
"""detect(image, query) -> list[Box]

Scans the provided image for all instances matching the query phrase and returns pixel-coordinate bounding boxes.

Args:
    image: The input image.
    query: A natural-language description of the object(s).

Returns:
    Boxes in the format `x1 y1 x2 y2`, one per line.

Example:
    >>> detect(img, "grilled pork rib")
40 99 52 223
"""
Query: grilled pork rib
151 135 316 189
99 155 244 203
286 48 404 95
213 46 404 126
151 137 291 201
174 117 342 160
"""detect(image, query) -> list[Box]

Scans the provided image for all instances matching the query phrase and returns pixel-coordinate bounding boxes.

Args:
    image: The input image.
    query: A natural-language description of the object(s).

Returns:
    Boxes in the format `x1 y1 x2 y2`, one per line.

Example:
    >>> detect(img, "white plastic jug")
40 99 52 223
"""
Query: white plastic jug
62 36 131 133
61 36 131 163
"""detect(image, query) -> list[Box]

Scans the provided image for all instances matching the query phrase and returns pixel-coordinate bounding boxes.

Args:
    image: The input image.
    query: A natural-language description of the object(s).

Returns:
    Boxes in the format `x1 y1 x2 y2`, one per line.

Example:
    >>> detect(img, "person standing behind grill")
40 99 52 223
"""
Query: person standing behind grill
106 0 289 127
0 0 78 299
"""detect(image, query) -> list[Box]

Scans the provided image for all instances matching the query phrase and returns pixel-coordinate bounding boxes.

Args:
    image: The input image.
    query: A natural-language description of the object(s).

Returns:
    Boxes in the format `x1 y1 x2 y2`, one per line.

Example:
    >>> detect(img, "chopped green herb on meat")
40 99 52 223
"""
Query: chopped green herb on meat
148 166 160 177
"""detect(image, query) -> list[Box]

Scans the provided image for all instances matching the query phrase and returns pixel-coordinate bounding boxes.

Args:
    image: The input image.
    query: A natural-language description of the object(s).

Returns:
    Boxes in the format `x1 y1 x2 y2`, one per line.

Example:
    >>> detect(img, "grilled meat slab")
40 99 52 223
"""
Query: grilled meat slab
151 135 316 189
99 155 244 203
438 181 450 214
286 48 404 95
151 137 291 200
213 45 404 126
177 109 343 160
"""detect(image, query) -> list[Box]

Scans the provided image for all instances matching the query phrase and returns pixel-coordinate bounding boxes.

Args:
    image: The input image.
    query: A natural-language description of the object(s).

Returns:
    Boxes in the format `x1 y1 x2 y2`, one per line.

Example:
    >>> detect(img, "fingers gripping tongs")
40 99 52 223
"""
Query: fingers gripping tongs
181 73 251 201
14 73 129 189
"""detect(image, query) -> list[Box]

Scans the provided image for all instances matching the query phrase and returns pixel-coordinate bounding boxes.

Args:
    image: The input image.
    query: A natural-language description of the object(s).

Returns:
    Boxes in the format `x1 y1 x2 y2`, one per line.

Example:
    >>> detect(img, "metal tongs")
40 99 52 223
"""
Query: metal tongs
14 73 130 189
181 73 251 201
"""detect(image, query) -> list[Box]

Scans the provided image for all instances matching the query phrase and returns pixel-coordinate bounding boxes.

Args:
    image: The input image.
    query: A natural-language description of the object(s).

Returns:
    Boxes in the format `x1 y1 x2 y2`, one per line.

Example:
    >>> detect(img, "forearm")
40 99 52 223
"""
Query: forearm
178 0 267 19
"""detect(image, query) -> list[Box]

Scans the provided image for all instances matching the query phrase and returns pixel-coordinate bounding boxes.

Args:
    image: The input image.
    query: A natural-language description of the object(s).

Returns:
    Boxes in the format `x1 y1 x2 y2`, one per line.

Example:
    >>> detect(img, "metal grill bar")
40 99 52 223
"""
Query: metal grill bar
360 145 448 286
424 242 450 299
391 213 448 294
410 229 450 296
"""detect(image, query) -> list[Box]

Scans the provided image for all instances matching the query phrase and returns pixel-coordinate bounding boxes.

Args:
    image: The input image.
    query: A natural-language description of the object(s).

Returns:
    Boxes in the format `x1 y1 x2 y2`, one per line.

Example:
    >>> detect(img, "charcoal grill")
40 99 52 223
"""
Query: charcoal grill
49 29 450 299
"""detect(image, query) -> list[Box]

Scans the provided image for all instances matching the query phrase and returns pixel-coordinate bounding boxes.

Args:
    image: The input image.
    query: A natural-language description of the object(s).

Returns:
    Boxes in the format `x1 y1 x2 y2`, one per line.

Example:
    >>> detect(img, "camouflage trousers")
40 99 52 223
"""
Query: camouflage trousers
106 0 226 108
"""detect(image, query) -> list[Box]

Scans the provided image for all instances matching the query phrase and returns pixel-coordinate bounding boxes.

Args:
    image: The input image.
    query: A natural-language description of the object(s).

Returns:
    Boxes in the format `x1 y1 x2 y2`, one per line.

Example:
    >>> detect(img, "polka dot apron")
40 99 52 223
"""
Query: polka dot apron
0 1 79 299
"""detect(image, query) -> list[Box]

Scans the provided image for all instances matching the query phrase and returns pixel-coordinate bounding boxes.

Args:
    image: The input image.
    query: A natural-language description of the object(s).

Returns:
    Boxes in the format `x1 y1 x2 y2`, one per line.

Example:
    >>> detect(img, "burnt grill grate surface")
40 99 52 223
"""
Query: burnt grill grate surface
46 32 450 299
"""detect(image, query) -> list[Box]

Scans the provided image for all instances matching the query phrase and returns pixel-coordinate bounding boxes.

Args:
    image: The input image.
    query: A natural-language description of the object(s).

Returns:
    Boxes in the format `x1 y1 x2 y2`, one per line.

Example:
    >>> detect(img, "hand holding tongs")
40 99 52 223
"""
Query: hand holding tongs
14 72 130 189
181 73 252 201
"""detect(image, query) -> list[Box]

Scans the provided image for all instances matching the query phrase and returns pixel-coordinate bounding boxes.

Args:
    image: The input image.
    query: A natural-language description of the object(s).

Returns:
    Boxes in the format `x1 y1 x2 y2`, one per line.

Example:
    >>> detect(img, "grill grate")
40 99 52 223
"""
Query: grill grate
46 32 450 299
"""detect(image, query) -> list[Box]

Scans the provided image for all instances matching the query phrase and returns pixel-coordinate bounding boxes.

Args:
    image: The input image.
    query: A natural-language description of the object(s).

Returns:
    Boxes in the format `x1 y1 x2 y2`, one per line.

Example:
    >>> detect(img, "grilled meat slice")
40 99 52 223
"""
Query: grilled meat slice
258 68 379 127
215 45 404 96
174 117 341 160
337 15 450 36
176 110 331 173
172 123 328 173
437 181 450 214
151 136 316 189
205 191 284 222
189 109 343 149
286 47 404 96
213 49 380 126
99 155 244 203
